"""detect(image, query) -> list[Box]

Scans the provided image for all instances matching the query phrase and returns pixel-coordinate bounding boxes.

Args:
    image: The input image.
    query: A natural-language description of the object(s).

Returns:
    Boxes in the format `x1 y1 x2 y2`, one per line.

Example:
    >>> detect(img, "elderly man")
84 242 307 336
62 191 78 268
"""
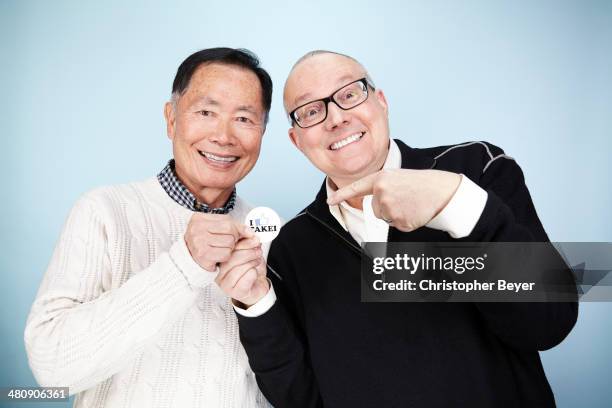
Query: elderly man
218 51 578 407
25 48 271 407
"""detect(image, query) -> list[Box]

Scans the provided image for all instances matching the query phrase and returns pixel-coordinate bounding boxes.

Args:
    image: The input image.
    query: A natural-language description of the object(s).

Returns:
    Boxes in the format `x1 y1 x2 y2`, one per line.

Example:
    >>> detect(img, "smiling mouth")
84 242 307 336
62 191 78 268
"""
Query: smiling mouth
329 132 365 151
198 151 239 163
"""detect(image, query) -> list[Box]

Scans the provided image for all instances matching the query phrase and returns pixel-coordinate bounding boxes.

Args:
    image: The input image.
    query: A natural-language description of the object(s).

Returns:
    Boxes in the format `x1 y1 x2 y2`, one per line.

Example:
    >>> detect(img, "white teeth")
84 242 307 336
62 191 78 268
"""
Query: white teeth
330 132 364 151
201 151 238 163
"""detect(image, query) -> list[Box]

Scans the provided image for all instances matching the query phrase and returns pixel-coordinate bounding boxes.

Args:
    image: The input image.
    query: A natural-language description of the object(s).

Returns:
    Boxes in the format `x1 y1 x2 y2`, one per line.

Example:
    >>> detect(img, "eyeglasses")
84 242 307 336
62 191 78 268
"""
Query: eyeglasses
289 77 373 128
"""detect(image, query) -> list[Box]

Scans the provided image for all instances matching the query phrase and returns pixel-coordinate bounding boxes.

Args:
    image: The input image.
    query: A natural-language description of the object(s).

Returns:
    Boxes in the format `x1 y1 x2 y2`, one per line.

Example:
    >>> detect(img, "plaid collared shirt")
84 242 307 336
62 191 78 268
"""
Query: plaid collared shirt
157 160 236 214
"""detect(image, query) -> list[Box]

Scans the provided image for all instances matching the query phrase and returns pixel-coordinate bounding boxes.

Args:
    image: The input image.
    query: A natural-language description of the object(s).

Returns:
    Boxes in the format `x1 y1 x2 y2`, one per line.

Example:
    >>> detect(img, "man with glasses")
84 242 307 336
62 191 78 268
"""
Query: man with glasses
217 50 577 407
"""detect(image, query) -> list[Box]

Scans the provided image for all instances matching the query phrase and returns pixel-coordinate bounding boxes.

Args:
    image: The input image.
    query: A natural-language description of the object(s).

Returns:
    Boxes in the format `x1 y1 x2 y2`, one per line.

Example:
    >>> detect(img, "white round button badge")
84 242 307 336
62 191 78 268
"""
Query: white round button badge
245 207 281 243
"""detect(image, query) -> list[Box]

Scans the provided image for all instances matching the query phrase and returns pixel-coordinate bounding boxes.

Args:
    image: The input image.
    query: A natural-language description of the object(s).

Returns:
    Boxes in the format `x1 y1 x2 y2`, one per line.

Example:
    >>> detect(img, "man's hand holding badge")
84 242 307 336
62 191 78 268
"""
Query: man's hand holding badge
184 213 257 271
209 207 281 308
327 169 461 232
215 235 268 308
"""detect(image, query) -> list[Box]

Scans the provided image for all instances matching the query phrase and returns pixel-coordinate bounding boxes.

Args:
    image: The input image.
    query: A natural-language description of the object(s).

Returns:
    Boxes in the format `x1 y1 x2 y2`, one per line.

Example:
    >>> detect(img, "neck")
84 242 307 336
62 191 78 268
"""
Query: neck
346 196 364 210
328 177 366 210
194 186 233 209
329 145 390 211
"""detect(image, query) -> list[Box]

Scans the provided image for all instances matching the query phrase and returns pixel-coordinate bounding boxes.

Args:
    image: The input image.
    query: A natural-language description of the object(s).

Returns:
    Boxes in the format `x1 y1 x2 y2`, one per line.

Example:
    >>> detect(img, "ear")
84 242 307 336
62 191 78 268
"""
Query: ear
288 127 303 152
164 101 176 140
374 89 389 116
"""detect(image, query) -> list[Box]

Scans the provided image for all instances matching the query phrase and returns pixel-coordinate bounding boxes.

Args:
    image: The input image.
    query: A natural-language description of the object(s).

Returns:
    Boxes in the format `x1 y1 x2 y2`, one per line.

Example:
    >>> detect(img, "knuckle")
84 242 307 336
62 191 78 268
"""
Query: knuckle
373 177 386 192
256 264 267 277
379 195 393 207
227 235 237 247
380 176 391 189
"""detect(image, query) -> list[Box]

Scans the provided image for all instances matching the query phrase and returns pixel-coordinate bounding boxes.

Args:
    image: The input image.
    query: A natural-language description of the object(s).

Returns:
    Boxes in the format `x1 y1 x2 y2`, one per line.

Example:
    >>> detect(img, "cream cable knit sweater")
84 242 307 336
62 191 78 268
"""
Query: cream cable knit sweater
24 177 271 408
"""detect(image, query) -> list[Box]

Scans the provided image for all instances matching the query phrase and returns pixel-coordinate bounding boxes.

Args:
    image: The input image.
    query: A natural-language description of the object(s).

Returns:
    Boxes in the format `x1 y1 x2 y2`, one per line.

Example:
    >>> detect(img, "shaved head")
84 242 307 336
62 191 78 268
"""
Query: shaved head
283 50 374 114
289 50 365 73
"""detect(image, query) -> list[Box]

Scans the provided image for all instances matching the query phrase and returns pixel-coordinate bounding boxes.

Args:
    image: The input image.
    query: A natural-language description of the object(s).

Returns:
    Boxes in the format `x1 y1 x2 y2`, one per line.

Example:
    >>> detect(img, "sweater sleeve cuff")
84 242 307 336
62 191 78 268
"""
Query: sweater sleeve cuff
426 174 488 238
168 237 217 288
233 280 277 317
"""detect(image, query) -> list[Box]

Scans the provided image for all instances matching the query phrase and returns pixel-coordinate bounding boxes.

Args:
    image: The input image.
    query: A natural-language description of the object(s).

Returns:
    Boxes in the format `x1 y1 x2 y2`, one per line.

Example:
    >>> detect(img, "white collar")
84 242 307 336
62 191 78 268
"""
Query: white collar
326 138 401 231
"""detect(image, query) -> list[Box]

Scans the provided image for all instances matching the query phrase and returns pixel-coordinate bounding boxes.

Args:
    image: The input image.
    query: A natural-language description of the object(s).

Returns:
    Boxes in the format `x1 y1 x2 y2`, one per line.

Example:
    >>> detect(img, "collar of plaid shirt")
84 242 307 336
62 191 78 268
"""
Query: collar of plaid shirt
157 159 236 214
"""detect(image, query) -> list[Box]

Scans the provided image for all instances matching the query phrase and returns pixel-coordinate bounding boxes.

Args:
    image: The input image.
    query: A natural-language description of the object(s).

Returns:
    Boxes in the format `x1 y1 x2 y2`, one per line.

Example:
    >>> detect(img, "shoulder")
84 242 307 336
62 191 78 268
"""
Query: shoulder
425 140 508 164
74 177 163 220
417 141 515 177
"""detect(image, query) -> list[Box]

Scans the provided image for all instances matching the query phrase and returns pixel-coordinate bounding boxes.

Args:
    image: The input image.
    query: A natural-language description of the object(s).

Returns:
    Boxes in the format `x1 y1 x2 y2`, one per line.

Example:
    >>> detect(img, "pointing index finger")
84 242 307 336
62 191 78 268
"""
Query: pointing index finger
327 172 378 205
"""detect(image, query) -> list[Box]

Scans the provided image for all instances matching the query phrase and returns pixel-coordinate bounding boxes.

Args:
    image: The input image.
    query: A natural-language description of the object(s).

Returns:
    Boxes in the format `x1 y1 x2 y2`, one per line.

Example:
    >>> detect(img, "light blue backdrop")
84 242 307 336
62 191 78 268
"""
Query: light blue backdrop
1 1 611 407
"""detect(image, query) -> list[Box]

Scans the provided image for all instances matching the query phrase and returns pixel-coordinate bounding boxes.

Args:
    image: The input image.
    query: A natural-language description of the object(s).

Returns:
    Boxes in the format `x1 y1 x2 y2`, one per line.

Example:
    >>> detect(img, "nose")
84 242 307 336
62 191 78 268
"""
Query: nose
209 119 235 146
324 100 350 131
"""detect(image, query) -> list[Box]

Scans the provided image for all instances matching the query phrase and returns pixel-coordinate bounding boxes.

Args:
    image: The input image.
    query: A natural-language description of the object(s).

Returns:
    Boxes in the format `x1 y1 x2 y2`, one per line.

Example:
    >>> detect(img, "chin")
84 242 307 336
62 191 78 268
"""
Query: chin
197 176 238 190
334 158 374 176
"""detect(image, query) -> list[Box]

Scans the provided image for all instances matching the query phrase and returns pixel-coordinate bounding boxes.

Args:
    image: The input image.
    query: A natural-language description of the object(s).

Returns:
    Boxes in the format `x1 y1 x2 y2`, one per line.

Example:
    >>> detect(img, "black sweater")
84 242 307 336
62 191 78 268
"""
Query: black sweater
237 140 578 408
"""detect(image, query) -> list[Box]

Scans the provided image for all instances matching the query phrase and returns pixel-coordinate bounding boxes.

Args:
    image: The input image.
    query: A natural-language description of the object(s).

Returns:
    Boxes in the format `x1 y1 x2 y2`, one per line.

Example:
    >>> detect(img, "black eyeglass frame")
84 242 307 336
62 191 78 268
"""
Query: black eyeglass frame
289 77 375 129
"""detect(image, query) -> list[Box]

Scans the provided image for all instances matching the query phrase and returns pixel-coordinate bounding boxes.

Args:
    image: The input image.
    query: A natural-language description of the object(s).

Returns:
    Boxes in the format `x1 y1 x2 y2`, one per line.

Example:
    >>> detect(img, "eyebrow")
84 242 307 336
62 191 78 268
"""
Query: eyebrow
236 105 259 115
292 74 359 108
191 96 220 107
191 97 259 115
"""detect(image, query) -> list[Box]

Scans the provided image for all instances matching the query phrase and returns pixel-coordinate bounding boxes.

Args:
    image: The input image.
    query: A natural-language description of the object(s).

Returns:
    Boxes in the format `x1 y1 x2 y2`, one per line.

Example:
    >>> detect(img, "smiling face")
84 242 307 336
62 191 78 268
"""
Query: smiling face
284 53 390 188
164 63 265 205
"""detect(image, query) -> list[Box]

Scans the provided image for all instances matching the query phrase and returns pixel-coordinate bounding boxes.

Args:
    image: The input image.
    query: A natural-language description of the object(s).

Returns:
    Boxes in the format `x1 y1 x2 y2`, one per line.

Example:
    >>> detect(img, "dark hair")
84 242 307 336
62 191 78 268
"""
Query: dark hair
171 47 273 123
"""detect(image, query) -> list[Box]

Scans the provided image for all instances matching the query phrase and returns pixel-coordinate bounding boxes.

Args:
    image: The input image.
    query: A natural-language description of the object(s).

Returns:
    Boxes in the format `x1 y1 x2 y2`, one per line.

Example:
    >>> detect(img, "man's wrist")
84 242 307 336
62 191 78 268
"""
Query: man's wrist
169 237 217 288
232 278 270 308
233 280 276 317
426 174 488 238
